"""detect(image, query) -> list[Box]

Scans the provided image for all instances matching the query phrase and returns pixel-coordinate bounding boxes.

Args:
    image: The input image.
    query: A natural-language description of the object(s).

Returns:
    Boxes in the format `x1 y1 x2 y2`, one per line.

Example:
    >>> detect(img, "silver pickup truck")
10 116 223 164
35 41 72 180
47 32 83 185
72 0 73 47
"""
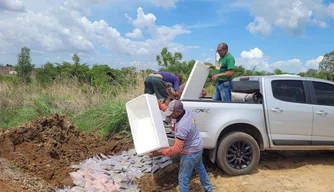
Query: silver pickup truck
164 62 334 176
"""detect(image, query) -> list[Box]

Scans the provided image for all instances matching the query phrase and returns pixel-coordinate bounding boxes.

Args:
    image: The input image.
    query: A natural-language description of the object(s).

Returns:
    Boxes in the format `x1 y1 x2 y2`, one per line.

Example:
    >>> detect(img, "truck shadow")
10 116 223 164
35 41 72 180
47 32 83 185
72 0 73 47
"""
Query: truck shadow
139 150 334 191
204 150 334 178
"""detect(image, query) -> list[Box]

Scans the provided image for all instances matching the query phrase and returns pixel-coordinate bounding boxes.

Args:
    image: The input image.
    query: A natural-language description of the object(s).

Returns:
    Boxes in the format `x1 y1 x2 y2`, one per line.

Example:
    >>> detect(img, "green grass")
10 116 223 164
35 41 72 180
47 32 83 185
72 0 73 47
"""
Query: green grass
0 96 131 140
32 95 65 116
1 73 212 139
206 85 215 97
0 108 39 128
0 95 64 128
72 99 130 139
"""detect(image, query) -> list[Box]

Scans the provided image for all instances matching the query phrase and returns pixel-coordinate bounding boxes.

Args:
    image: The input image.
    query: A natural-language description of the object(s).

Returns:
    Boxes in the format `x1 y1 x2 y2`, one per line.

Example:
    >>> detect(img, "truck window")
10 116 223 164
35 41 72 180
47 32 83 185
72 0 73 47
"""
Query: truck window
232 81 260 93
312 81 334 106
271 80 306 104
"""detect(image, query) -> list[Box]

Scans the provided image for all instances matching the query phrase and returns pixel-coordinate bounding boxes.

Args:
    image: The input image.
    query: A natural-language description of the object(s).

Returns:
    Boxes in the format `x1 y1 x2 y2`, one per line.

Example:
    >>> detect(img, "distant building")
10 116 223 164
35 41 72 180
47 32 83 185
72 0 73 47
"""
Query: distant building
0 65 38 75
0 65 16 75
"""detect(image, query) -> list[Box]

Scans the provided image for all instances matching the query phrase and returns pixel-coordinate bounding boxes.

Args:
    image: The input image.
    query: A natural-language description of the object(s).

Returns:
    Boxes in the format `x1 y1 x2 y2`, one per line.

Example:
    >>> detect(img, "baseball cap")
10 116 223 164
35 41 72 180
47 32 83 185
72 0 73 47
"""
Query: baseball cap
163 100 184 116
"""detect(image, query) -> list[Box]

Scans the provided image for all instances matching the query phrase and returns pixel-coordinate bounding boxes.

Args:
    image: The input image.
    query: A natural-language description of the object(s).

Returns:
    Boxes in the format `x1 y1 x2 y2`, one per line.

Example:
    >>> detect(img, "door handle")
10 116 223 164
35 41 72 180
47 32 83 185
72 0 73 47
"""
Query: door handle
316 110 328 116
271 107 283 113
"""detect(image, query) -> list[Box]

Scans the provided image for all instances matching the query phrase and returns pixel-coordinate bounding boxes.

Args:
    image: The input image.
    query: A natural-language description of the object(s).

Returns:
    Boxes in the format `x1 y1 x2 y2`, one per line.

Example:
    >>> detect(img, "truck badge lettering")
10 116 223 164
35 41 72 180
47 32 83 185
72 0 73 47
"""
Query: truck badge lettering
192 109 210 114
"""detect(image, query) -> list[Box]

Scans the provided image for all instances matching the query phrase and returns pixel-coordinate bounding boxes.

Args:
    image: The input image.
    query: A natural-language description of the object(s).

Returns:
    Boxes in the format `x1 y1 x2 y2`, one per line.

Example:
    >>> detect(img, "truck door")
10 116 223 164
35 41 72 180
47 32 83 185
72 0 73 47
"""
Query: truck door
309 80 334 144
264 78 313 145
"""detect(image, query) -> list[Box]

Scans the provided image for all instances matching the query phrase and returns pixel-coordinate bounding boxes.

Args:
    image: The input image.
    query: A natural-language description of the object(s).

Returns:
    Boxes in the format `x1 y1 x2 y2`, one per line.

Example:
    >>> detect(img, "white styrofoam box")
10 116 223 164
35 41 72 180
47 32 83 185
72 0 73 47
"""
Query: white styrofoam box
181 61 210 100
126 94 169 156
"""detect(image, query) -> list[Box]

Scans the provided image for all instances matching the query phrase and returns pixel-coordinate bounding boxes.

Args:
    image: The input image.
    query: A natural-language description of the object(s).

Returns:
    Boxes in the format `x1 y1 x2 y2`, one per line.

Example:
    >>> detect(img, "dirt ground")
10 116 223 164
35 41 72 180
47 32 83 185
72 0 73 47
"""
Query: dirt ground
0 114 134 191
138 150 334 192
1 115 334 192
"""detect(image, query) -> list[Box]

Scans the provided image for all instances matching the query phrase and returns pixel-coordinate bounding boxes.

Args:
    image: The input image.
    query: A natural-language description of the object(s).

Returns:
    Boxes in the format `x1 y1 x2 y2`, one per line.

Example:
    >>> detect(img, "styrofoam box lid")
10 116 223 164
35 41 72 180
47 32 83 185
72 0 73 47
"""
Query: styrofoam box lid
181 61 210 100
126 94 169 156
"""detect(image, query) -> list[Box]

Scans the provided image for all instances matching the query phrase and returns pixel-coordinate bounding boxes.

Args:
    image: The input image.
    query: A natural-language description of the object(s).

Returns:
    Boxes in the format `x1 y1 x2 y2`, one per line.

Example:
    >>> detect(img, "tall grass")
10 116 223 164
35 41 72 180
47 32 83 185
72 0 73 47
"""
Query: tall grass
206 85 214 97
72 75 145 138
0 74 145 138
0 72 213 139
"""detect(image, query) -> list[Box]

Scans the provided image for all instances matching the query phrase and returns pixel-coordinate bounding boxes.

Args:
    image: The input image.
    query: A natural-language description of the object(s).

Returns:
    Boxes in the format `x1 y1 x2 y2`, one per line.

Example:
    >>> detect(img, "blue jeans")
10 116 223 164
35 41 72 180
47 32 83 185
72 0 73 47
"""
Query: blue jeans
213 81 233 102
179 149 213 192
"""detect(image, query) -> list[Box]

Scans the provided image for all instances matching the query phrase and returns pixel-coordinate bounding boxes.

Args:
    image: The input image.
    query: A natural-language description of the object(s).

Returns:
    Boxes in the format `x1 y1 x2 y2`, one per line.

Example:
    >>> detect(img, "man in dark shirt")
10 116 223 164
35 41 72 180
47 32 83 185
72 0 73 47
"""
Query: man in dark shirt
144 71 182 101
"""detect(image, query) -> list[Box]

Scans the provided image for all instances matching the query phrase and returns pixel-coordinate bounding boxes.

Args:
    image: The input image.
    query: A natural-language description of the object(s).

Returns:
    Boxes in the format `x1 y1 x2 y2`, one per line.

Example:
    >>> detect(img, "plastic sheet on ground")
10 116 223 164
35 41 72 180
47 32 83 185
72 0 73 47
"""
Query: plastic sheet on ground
55 149 173 192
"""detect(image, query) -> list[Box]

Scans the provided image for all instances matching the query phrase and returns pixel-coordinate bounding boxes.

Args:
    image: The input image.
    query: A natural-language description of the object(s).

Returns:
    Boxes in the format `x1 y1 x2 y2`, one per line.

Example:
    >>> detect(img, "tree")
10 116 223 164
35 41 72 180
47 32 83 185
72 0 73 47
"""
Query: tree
36 62 58 85
234 65 246 77
305 69 318 77
319 51 334 81
274 68 283 75
15 46 34 83
156 47 183 68
72 53 80 77
89 64 114 87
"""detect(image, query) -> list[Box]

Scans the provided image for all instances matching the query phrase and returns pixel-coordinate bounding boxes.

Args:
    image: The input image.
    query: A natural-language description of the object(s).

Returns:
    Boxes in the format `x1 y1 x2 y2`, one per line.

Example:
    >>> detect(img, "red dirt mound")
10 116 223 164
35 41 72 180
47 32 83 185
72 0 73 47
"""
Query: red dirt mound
0 114 133 188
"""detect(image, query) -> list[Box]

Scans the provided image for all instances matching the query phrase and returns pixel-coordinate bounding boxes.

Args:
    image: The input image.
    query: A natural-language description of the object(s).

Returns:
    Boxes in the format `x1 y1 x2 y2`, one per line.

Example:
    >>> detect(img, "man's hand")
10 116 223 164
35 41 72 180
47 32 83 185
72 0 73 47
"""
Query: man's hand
201 89 207 97
211 74 220 81
167 88 176 99
207 65 215 69
149 151 162 157
164 97 172 106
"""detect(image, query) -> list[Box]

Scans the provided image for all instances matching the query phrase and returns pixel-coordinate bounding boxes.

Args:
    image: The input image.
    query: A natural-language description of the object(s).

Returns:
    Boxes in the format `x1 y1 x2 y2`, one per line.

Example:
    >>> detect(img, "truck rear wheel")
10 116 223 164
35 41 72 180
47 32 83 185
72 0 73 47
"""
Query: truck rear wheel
216 132 260 175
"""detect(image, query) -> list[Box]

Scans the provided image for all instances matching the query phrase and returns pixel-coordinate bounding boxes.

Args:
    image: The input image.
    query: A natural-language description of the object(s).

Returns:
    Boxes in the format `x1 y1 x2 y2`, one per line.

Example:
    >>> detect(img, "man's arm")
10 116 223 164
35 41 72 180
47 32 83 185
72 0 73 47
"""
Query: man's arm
215 69 235 78
162 138 185 156
149 138 185 157
150 124 188 157
173 77 180 91
212 57 235 80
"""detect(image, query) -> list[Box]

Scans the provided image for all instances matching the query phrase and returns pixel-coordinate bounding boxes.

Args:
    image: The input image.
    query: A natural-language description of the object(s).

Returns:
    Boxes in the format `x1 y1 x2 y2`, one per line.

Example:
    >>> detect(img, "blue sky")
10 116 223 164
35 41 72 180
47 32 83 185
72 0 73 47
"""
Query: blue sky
0 0 334 73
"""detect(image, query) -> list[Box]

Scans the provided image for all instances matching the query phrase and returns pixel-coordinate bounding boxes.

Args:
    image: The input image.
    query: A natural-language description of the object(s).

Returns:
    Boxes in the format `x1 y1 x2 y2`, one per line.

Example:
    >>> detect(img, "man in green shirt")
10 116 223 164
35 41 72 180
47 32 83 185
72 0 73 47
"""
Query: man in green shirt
209 43 235 101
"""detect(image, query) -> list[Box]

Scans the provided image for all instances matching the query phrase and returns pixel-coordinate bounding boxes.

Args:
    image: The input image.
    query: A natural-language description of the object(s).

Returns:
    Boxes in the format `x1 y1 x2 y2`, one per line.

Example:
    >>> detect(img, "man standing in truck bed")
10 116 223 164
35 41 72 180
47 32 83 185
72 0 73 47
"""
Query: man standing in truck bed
144 71 182 101
209 42 235 102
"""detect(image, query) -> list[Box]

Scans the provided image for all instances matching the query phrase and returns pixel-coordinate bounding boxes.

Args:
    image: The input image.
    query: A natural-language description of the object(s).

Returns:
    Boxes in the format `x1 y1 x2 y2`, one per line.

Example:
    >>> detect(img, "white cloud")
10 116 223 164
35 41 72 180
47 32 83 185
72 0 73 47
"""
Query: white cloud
237 0 334 36
130 60 156 71
311 19 328 28
236 47 323 73
124 13 133 23
132 7 156 28
0 2 192 68
271 58 305 73
125 28 143 39
240 48 264 59
305 56 324 69
329 3 334 17
186 23 221 29
0 0 25 12
247 17 272 36
186 46 200 49
150 0 179 8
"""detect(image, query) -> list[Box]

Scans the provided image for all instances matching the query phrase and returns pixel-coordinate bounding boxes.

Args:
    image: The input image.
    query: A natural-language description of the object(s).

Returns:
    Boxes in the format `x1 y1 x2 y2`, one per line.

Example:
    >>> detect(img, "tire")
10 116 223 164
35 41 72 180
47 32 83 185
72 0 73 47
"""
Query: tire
216 132 260 176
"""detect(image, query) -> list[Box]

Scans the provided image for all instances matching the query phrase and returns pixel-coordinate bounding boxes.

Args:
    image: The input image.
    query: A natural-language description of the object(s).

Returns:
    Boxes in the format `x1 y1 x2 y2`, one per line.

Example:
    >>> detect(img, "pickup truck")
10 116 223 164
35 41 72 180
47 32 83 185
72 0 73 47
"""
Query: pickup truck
163 62 334 176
